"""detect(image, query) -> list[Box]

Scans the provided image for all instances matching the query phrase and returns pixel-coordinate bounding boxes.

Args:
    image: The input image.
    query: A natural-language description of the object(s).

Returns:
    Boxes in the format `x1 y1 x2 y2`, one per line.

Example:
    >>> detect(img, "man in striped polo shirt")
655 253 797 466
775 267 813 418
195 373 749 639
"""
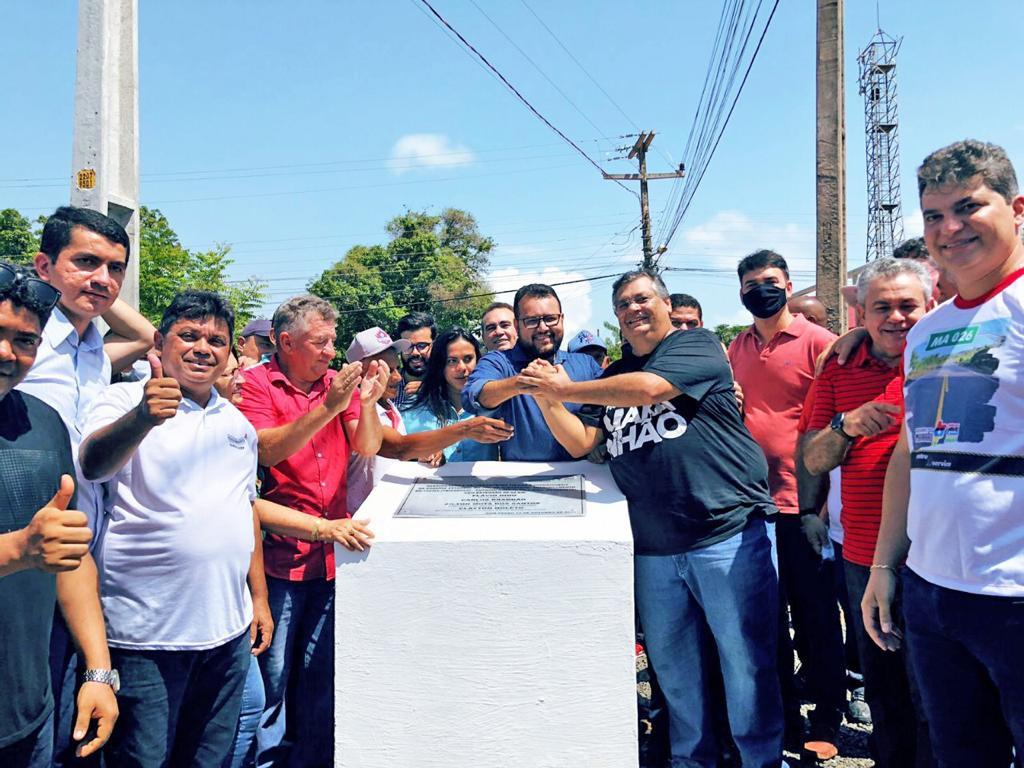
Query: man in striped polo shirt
801 257 934 768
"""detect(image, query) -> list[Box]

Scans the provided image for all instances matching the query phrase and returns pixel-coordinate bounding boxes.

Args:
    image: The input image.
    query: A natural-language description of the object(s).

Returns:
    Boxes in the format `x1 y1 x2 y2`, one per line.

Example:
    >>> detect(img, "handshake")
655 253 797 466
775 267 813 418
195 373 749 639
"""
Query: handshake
516 358 572 401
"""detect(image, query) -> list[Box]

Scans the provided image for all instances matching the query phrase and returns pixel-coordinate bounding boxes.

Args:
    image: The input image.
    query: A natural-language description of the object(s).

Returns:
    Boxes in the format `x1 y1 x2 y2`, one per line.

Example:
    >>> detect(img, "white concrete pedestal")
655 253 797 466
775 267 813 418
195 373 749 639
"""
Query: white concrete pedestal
334 461 637 768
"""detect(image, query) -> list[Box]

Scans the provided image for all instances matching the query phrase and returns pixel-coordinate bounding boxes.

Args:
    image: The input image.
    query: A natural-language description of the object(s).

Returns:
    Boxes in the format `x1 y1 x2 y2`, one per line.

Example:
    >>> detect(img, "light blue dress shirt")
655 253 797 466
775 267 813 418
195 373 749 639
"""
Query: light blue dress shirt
17 307 112 535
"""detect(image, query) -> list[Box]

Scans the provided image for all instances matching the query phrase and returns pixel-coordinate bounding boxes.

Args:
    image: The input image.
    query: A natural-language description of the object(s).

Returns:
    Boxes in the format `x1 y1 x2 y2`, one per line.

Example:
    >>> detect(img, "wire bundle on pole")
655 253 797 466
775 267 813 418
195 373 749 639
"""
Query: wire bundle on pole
653 0 781 261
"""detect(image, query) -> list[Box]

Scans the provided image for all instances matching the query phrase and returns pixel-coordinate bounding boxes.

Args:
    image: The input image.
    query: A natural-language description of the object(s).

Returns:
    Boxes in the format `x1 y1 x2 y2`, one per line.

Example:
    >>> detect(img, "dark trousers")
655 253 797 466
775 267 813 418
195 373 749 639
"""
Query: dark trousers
48 610 101 768
831 540 861 675
104 632 251 768
775 515 846 730
844 562 934 768
903 568 1023 768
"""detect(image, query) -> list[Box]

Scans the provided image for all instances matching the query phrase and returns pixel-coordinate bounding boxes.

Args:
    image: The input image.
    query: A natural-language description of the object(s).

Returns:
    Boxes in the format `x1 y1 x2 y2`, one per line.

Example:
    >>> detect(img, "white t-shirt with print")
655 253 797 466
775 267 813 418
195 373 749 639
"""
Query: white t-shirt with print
902 272 1024 596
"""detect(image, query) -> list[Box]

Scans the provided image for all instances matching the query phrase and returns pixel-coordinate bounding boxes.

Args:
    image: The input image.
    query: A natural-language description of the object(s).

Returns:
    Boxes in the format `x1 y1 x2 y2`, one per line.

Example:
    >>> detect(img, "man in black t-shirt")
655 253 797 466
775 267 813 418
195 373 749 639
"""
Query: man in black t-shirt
520 269 785 768
0 264 117 766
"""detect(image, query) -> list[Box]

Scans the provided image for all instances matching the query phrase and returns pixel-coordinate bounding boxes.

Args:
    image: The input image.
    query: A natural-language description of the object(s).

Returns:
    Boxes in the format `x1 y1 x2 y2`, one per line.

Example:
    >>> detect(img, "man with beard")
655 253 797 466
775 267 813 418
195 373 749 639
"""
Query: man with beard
518 269 784 767
462 283 603 461
394 312 436 406
480 302 517 352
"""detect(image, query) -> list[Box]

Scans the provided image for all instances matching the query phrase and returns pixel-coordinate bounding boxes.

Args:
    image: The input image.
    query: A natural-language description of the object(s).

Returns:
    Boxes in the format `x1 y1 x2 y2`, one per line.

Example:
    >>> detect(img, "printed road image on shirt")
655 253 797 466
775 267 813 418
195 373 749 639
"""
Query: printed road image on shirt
905 318 1007 450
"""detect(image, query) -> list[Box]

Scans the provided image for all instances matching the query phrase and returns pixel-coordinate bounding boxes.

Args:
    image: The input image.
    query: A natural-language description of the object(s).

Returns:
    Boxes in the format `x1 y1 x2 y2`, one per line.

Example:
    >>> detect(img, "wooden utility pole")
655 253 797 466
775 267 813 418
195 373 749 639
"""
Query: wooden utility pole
604 132 685 270
816 0 847 334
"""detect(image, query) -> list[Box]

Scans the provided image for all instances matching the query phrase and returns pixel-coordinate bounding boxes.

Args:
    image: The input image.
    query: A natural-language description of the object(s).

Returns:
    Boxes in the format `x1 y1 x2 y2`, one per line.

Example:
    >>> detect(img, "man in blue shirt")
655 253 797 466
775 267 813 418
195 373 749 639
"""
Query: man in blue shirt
462 283 603 461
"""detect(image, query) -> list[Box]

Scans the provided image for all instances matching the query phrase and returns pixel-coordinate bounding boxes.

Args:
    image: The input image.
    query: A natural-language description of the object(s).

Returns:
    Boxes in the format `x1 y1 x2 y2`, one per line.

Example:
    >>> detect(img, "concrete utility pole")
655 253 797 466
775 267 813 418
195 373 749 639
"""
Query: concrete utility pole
71 0 140 309
816 0 847 334
603 132 685 270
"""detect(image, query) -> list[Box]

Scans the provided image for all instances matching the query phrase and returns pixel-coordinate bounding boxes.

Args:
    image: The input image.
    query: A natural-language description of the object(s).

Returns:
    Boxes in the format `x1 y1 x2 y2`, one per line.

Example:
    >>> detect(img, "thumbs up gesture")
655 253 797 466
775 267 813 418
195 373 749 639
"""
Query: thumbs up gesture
21 474 93 573
137 351 182 427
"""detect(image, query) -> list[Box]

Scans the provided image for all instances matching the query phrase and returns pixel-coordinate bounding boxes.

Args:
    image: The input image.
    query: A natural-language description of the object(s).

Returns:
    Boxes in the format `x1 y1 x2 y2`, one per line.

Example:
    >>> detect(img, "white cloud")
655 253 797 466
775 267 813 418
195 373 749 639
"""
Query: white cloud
389 133 475 174
903 208 924 238
485 266 597 342
677 210 816 273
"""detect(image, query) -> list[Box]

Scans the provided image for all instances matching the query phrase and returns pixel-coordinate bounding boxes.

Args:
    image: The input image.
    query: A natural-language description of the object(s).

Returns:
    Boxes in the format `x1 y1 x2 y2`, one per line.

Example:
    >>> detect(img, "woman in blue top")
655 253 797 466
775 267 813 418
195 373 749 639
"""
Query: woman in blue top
402 328 503 463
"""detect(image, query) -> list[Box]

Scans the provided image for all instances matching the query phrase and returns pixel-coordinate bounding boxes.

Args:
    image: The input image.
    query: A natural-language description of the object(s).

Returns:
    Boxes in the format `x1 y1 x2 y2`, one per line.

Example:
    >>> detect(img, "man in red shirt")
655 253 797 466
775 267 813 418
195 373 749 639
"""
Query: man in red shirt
802 258 935 768
727 249 845 754
237 295 387 768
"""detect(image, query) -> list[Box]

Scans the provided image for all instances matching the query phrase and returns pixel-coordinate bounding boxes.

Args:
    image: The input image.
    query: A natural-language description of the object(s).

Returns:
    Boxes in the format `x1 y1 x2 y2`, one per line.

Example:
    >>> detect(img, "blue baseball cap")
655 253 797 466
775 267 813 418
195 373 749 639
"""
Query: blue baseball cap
567 329 606 354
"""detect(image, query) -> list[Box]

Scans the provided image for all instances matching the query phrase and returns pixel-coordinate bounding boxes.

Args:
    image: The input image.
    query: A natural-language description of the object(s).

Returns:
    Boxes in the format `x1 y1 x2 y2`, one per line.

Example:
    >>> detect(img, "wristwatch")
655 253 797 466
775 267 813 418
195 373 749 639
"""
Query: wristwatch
830 412 854 441
82 669 120 693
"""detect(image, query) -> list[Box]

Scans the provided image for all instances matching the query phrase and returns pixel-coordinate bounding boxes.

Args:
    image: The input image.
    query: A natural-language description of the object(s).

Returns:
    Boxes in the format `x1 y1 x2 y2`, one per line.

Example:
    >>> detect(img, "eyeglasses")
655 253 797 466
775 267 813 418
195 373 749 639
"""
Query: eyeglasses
519 314 563 329
614 294 654 313
0 263 61 311
407 341 432 353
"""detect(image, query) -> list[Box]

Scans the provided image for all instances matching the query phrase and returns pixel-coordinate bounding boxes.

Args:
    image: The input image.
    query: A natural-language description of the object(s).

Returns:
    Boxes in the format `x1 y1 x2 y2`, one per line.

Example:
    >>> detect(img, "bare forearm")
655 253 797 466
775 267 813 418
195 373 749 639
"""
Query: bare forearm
558 372 678 407
350 402 383 457
80 408 153 480
536 400 599 458
802 428 850 476
255 499 321 540
477 377 522 409
380 423 467 461
0 530 29 577
248 508 268 600
873 433 912 567
56 555 110 669
256 405 338 467
796 433 829 513
102 299 157 371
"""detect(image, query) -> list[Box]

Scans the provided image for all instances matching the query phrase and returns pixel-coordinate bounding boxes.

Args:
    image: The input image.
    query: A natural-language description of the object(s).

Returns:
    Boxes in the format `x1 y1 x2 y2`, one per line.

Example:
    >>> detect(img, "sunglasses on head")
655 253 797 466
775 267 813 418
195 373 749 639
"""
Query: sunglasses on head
0 264 61 311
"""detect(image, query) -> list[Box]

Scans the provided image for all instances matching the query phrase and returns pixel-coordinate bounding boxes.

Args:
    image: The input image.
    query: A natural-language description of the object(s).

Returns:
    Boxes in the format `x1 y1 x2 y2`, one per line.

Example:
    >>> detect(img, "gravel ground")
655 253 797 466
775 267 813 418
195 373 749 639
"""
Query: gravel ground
792 702 873 767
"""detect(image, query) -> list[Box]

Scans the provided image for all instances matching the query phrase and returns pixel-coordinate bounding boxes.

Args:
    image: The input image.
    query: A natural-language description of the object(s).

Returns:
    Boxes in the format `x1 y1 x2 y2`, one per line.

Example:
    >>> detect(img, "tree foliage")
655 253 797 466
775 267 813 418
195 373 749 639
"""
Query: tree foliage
308 208 495 347
0 208 41 266
712 323 747 347
139 207 267 330
601 320 624 362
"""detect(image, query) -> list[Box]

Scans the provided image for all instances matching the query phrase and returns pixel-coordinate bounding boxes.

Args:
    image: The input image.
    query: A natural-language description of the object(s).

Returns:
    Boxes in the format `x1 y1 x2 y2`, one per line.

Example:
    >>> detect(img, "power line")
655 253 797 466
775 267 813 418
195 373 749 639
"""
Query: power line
414 0 635 197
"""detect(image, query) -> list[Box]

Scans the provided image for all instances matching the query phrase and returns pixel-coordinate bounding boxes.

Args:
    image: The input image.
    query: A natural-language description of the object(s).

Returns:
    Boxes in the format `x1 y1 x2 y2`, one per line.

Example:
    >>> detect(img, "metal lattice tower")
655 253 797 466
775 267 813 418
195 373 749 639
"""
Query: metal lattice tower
858 29 903 262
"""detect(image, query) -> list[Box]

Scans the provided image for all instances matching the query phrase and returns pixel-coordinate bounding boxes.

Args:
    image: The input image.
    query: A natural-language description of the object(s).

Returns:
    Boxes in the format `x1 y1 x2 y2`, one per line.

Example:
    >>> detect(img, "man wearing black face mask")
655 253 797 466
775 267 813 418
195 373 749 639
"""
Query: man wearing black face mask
728 250 847 760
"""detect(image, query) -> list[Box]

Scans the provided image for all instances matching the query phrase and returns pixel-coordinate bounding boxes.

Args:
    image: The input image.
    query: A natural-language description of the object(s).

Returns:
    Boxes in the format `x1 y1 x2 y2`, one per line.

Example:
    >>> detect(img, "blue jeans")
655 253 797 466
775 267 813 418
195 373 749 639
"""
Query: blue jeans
257 577 335 768
224 655 266 768
0 711 53 768
104 631 251 767
635 521 784 768
903 568 1023 768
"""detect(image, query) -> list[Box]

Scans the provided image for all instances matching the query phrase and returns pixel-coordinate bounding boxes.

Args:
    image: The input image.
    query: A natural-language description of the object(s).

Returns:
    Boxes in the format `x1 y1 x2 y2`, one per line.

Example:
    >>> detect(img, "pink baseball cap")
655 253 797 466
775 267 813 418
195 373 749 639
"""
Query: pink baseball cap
346 327 411 363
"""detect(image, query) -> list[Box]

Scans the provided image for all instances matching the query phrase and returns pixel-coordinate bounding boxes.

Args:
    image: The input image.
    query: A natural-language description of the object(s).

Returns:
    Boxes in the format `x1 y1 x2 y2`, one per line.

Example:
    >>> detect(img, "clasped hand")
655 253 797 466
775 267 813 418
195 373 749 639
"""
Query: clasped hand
517 359 572 401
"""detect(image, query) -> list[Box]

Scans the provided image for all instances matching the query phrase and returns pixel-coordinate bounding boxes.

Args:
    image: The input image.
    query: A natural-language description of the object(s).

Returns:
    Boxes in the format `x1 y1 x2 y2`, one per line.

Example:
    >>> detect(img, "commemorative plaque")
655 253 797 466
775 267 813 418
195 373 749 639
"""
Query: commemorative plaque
394 474 586 518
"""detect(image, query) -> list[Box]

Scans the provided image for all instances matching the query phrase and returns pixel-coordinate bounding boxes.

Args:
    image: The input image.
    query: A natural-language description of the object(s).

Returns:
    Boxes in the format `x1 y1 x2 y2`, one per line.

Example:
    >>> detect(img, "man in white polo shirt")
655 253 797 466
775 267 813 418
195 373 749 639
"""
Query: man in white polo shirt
79 291 269 766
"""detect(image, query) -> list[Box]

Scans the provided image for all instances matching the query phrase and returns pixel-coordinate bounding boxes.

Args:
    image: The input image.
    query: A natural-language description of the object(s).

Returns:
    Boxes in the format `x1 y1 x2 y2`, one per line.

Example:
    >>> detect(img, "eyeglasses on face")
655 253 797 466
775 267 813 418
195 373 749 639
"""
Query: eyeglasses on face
519 314 563 329
406 341 432 353
0 263 61 311
614 293 654 313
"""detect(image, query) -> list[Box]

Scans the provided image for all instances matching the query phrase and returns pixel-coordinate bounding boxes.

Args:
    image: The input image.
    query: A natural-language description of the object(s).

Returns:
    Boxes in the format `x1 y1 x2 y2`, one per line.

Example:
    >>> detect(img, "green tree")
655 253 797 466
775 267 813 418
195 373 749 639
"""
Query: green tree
139 207 266 330
712 323 747 347
601 320 623 362
0 208 41 266
308 208 495 347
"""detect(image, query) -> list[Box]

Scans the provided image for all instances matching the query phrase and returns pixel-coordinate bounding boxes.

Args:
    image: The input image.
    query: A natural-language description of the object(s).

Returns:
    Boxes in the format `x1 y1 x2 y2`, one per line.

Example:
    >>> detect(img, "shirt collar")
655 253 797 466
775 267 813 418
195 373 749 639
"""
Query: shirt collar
43 307 103 352
266 354 328 395
852 337 901 370
180 385 225 412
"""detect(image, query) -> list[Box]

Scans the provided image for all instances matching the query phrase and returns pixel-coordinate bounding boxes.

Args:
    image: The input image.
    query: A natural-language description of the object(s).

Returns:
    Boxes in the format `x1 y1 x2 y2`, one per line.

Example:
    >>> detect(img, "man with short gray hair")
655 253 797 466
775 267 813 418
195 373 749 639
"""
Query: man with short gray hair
800 257 935 767
237 294 389 768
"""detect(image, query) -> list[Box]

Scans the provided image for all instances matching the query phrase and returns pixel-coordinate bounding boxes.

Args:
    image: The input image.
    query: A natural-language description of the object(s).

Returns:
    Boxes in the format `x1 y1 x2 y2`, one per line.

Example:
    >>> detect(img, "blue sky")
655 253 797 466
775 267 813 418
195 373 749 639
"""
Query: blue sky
3 1 1022 340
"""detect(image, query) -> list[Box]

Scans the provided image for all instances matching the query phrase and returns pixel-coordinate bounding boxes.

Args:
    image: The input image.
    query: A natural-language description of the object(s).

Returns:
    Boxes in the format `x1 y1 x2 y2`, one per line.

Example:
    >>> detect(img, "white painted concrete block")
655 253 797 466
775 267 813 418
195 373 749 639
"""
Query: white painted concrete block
335 461 637 768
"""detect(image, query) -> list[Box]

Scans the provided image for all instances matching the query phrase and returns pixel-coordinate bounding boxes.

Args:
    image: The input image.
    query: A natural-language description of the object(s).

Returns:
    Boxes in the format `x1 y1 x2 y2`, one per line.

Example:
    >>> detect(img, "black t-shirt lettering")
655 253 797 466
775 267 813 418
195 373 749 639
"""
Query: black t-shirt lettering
581 329 776 555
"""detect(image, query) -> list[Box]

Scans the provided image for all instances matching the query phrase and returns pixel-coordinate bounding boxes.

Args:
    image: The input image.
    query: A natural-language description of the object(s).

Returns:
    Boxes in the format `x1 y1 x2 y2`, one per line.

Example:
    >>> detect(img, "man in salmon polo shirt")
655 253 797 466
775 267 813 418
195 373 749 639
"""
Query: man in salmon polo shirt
727 250 845 755
864 139 1024 767
802 258 935 768
237 294 388 768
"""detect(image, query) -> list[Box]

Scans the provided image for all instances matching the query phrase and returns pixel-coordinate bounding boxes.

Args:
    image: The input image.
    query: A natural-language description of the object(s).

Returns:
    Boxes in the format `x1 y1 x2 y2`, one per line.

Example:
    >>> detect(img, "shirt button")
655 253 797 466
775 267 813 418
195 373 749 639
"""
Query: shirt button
320 481 326 487
317 453 323 458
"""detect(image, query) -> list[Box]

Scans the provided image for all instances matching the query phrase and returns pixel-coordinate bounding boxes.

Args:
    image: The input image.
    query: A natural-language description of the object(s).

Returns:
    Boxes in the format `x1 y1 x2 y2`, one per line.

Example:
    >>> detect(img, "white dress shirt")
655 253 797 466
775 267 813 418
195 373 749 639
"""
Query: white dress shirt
18 307 112 534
